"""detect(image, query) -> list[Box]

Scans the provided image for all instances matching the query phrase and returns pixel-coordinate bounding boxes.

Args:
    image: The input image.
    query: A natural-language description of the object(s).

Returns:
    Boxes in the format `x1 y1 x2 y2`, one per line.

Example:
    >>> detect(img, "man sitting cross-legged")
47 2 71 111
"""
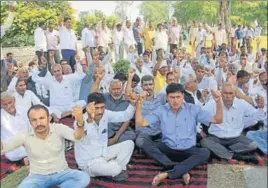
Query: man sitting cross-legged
74 92 135 181
1 104 90 188
201 82 266 162
91 69 136 145
31 63 86 122
135 83 223 186
125 70 177 171
1 91 29 163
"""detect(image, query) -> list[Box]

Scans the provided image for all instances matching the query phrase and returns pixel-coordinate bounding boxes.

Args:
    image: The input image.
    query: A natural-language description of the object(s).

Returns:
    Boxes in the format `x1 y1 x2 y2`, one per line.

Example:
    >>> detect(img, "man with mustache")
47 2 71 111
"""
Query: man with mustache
1 91 29 163
125 70 177 171
246 72 267 154
74 92 135 181
31 63 86 122
1 104 90 187
91 70 136 145
135 83 223 186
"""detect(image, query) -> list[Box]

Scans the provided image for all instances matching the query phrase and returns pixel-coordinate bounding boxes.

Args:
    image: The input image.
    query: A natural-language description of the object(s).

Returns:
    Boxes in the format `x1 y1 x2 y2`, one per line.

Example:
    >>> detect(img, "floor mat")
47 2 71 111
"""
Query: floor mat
66 150 208 188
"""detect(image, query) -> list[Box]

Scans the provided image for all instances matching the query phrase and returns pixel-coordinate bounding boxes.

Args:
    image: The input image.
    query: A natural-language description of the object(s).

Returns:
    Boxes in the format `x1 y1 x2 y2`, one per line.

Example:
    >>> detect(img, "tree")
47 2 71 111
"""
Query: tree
0 1 76 47
173 1 218 26
139 1 169 26
114 1 134 22
76 10 119 38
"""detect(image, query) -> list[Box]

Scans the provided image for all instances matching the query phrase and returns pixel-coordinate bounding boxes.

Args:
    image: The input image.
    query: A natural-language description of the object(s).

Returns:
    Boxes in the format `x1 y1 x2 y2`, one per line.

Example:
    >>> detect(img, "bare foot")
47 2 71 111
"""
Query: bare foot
152 172 168 186
182 173 191 185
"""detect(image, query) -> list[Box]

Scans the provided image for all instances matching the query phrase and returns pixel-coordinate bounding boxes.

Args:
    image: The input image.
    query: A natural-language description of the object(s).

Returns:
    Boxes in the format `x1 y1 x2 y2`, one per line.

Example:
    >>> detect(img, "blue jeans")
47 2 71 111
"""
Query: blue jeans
61 49 76 72
247 130 268 154
18 169 90 188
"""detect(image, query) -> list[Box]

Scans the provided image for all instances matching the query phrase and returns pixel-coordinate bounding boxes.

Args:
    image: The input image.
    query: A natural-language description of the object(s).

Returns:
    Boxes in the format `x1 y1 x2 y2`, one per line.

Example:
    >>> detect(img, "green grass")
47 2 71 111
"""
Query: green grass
1 167 28 188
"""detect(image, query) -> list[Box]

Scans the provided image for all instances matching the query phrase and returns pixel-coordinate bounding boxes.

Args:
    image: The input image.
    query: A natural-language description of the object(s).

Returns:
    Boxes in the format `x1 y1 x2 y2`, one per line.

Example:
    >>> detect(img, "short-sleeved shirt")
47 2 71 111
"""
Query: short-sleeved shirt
2 123 78 175
145 103 211 150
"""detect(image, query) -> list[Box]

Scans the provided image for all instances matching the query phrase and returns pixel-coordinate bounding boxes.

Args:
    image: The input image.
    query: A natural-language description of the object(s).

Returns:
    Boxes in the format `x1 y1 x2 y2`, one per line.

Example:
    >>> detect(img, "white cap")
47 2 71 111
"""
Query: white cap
159 60 168 69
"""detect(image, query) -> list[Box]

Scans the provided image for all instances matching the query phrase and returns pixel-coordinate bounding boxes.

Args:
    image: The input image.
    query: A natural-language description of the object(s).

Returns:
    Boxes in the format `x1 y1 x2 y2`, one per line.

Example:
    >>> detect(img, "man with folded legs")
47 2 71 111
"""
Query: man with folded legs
135 83 223 186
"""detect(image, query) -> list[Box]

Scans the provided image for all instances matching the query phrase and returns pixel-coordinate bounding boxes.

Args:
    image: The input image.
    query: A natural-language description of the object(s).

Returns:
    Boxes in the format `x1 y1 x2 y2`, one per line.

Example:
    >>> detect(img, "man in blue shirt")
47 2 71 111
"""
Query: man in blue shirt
235 25 243 48
135 83 223 186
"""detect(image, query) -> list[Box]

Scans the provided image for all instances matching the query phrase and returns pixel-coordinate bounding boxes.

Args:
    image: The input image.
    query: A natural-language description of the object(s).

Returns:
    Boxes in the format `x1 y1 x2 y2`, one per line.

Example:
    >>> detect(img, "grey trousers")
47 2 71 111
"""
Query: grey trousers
201 135 257 160
109 128 136 143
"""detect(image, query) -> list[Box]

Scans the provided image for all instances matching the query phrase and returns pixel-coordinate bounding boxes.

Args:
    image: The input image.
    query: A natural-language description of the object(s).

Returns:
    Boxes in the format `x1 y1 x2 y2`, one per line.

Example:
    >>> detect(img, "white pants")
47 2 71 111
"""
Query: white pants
114 44 124 62
50 100 86 119
5 146 27 161
86 140 134 177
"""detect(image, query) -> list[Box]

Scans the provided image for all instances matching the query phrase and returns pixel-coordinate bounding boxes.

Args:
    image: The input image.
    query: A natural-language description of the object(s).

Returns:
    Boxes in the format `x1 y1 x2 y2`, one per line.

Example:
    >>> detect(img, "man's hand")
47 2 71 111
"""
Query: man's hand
255 95 264 109
211 90 221 103
94 67 105 81
72 106 84 126
201 89 209 102
108 137 118 146
51 113 60 123
128 92 138 105
128 68 136 79
86 102 95 120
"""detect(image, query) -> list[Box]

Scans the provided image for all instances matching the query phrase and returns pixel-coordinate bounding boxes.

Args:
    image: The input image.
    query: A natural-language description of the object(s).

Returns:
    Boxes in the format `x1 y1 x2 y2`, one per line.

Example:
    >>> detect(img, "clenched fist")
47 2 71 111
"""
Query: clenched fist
72 106 84 127
86 102 95 120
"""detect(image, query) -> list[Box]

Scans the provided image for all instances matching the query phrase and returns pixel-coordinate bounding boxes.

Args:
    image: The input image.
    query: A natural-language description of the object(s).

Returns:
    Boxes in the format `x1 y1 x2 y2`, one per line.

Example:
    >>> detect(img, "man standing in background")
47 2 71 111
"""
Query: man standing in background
168 17 181 53
34 22 47 65
45 22 60 64
189 21 198 56
133 17 143 56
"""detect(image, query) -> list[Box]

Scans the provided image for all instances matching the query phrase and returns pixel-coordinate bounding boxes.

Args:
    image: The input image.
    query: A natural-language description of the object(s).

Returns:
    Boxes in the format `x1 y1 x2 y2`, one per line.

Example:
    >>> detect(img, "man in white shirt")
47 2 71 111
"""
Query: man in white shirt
195 65 217 101
31 64 86 122
58 16 77 72
206 23 226 48
245 26 254 47
34 22 47 65
1 91 29 162
81 23 95 57
247 46 255 63
122 19 136 58
194 23 207 58
201 82 266 162
153 23 168 52
74 92 135 181
189 21 198 56
255 25 262 51
246 72 267 154
168 17 181 53
14 78 47 111
113 24 124 62
45 23 60 64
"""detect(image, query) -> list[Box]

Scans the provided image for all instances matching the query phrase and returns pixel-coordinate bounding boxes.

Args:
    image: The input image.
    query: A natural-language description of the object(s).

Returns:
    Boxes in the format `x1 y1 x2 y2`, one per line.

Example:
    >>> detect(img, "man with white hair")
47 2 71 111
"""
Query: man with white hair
168 17 181 53
1 91 29 162
91 74 136 144
31 63 86 122
201 82 266 162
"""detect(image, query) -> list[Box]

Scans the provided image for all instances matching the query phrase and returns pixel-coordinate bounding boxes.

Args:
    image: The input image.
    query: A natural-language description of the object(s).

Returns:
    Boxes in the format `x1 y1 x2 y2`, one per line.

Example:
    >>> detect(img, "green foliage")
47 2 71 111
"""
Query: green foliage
173 1 218 25
76 10 119 38
230 1 267 26
112 59 131 76
1 1 76 47
139 1 170 26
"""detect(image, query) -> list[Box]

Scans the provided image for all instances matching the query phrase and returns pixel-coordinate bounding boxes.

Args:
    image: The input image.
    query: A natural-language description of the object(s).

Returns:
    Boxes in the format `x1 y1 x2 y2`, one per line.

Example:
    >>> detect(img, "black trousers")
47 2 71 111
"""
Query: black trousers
157 142 210 179
135 133 176 169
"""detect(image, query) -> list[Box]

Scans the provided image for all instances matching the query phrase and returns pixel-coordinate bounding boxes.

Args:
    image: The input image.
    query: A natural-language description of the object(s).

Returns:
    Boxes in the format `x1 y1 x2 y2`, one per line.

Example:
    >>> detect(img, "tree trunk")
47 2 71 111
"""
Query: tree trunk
218 0 231 45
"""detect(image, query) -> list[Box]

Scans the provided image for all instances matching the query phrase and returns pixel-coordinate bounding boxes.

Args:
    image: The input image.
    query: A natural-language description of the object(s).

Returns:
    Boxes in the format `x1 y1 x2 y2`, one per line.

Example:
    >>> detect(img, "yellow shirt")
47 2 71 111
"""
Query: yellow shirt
142 28 153 50
154 72 166 93
2 123 78 175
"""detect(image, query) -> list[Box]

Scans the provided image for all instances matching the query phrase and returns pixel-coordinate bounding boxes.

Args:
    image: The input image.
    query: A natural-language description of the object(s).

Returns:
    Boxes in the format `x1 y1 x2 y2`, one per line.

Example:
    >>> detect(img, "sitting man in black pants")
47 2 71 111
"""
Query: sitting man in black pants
125 71 177 171
135 83 223 186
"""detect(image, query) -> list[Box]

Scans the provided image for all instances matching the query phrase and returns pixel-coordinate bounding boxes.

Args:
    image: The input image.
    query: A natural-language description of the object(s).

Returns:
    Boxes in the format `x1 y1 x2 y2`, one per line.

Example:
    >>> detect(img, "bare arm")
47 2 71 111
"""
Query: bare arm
210 91 223 124
135 97 149 127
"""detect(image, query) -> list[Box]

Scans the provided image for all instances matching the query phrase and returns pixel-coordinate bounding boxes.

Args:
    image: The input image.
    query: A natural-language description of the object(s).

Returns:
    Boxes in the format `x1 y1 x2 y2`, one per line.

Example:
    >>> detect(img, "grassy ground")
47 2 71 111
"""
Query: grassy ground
1 167 28 188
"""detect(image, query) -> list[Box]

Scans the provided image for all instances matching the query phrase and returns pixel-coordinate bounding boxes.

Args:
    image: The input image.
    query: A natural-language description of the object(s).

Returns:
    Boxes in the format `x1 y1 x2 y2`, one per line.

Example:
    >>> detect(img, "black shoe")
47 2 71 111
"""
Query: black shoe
111 172 128 181
232 153 259 164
